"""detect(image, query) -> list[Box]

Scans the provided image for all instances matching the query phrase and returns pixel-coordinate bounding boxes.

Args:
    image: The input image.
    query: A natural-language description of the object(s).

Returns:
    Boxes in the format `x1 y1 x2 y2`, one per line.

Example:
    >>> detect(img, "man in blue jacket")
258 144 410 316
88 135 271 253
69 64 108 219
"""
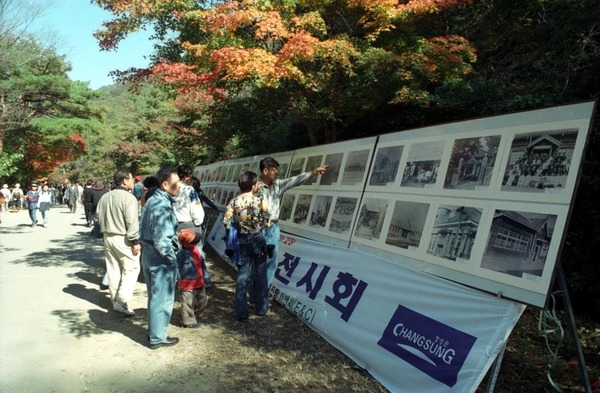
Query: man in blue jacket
139 167 181 349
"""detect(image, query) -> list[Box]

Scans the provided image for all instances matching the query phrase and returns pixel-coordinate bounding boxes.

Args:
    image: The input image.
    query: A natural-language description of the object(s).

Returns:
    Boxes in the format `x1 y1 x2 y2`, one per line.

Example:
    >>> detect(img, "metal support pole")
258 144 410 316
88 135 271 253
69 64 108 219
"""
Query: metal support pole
556 265 592 393
484 342 506 393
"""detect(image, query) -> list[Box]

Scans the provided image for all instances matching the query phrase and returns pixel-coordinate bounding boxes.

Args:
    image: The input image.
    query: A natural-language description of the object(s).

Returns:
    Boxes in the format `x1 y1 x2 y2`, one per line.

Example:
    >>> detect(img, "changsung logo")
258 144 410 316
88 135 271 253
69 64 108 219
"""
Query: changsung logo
377 305 477 387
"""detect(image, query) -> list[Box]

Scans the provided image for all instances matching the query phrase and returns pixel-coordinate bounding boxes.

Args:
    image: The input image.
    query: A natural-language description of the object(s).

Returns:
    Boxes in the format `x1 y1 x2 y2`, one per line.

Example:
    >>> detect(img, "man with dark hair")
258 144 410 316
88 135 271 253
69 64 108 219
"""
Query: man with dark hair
82 179 94 227
257 157 328 287
139 167 181 349
97 169 141 316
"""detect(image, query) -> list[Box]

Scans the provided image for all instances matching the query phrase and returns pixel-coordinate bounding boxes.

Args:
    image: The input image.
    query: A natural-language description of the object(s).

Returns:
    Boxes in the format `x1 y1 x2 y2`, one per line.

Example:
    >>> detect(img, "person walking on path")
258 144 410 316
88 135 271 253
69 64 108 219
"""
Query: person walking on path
222 171 272 320
90 181 108 238
25 183 40 227
97 169 141 317
176 229 208 328
38 184 52 228
1 184 10 213
139 167 181 349
10 183 23 212
82 180 94 227
65 182 80 213
256 157 328 286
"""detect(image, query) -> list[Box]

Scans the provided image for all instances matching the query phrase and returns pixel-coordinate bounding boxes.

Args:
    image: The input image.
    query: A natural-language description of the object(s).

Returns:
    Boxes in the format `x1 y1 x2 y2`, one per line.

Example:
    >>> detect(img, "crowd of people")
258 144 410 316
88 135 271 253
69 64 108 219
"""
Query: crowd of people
0 157 327 350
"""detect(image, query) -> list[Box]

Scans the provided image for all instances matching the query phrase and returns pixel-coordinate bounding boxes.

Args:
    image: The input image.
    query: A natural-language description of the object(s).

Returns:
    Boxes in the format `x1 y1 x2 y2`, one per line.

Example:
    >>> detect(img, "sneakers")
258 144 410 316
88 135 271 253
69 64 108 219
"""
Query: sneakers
113 303 135 316
150 337 179 349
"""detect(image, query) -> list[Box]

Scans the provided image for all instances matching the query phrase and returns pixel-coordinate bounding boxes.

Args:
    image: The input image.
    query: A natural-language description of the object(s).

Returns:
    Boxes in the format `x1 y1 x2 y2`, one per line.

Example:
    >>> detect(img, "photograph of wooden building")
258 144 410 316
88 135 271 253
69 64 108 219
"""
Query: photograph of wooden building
481 210 556 278
385 201 430 249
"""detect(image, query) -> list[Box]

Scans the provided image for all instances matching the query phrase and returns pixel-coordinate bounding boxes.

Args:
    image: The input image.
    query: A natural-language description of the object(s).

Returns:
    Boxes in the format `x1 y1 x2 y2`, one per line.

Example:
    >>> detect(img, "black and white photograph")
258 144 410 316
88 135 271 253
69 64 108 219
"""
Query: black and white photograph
341 149 370 186
293 194 313 225
290 157 305 177
310 195 333 228
444 136 500 190
481 210 557 279
319 153 344 186
329 197 358 234
427 205 482 261
305 155 323 185
501 128 578 193
400 141 445 188
354 198 389 240
384 200 430 249
278 163 290 179
369 145 404 186
279 193 296 221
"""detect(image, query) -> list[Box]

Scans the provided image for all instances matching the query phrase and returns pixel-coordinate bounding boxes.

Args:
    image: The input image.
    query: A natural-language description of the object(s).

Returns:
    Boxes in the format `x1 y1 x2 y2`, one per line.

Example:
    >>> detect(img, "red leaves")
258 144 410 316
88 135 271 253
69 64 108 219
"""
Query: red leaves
25 134 87 178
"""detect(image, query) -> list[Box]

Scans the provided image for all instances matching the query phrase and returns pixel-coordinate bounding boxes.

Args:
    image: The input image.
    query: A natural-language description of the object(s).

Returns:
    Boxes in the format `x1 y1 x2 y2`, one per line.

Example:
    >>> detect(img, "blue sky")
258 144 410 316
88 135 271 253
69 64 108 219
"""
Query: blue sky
31 1 155 90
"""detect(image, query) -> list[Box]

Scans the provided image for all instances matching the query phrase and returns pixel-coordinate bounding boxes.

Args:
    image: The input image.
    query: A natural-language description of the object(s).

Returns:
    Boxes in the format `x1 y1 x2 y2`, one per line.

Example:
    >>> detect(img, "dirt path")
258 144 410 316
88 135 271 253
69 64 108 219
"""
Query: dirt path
0 205 386 393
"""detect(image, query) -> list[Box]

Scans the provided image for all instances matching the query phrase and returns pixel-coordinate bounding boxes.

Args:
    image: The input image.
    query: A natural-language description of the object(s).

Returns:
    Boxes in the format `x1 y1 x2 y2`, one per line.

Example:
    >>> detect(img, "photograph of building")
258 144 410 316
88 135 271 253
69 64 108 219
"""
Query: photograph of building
481 210 557 278
369 145 404 186
444 136 500 190
354 198 389 240
427 205 482 261
385 201 430 249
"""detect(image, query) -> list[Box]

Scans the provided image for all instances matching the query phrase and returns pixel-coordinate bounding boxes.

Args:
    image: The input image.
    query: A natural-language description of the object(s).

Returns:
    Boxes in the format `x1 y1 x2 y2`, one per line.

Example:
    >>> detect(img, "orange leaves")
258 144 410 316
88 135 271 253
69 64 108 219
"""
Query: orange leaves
255 11 290 40
210 47 282 84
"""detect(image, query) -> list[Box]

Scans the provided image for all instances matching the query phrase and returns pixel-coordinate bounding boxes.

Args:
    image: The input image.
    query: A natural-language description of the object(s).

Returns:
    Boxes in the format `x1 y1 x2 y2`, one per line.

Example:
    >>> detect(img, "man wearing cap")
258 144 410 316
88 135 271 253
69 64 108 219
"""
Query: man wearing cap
97 169 141 316
25 184 40 227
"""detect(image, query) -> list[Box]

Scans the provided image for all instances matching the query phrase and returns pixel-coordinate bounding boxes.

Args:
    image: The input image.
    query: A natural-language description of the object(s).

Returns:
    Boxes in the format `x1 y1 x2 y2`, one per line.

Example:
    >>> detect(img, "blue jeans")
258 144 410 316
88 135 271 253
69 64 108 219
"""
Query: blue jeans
262 223 280 286
28 207 38 226
142 246 178 344
236 232 268 318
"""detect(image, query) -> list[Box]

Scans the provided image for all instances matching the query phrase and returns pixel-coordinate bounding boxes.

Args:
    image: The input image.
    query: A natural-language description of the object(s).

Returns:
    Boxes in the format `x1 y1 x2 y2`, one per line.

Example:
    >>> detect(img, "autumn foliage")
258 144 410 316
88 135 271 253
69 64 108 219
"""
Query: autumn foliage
26 134 87 177
93 0 477 145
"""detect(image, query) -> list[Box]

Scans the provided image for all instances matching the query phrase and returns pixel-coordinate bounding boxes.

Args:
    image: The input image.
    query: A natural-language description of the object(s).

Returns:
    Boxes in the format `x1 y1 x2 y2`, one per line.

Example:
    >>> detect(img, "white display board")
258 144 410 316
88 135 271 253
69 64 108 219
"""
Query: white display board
200 101 596 308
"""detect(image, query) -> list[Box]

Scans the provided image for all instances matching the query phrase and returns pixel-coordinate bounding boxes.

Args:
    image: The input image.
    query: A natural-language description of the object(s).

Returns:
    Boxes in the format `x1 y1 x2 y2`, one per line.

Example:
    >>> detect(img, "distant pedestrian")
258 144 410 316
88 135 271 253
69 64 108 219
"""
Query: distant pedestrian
97 169 141 317
1 184 10 213
10 183 23 212
25 183 40 227
176 229 208 329
82 179 94 227
65 183 79 213
0 192 5 224
139 167 181 349
90 181 108 238
38 184 52 228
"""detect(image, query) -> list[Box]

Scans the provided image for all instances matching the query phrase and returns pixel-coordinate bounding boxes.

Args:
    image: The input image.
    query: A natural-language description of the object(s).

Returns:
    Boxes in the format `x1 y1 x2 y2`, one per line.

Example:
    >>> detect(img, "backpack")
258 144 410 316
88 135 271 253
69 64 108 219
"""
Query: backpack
133 183 143 200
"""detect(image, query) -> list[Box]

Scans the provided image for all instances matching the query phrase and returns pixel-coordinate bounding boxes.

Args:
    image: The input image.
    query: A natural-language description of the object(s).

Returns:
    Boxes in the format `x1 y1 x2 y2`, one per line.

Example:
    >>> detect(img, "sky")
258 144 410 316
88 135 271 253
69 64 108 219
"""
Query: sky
30 0 155 90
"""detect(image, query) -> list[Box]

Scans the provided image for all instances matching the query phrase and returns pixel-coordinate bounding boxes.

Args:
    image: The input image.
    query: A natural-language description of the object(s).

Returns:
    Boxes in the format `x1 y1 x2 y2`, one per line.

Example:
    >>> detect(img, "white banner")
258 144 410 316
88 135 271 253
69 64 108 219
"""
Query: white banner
208 221 524 392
